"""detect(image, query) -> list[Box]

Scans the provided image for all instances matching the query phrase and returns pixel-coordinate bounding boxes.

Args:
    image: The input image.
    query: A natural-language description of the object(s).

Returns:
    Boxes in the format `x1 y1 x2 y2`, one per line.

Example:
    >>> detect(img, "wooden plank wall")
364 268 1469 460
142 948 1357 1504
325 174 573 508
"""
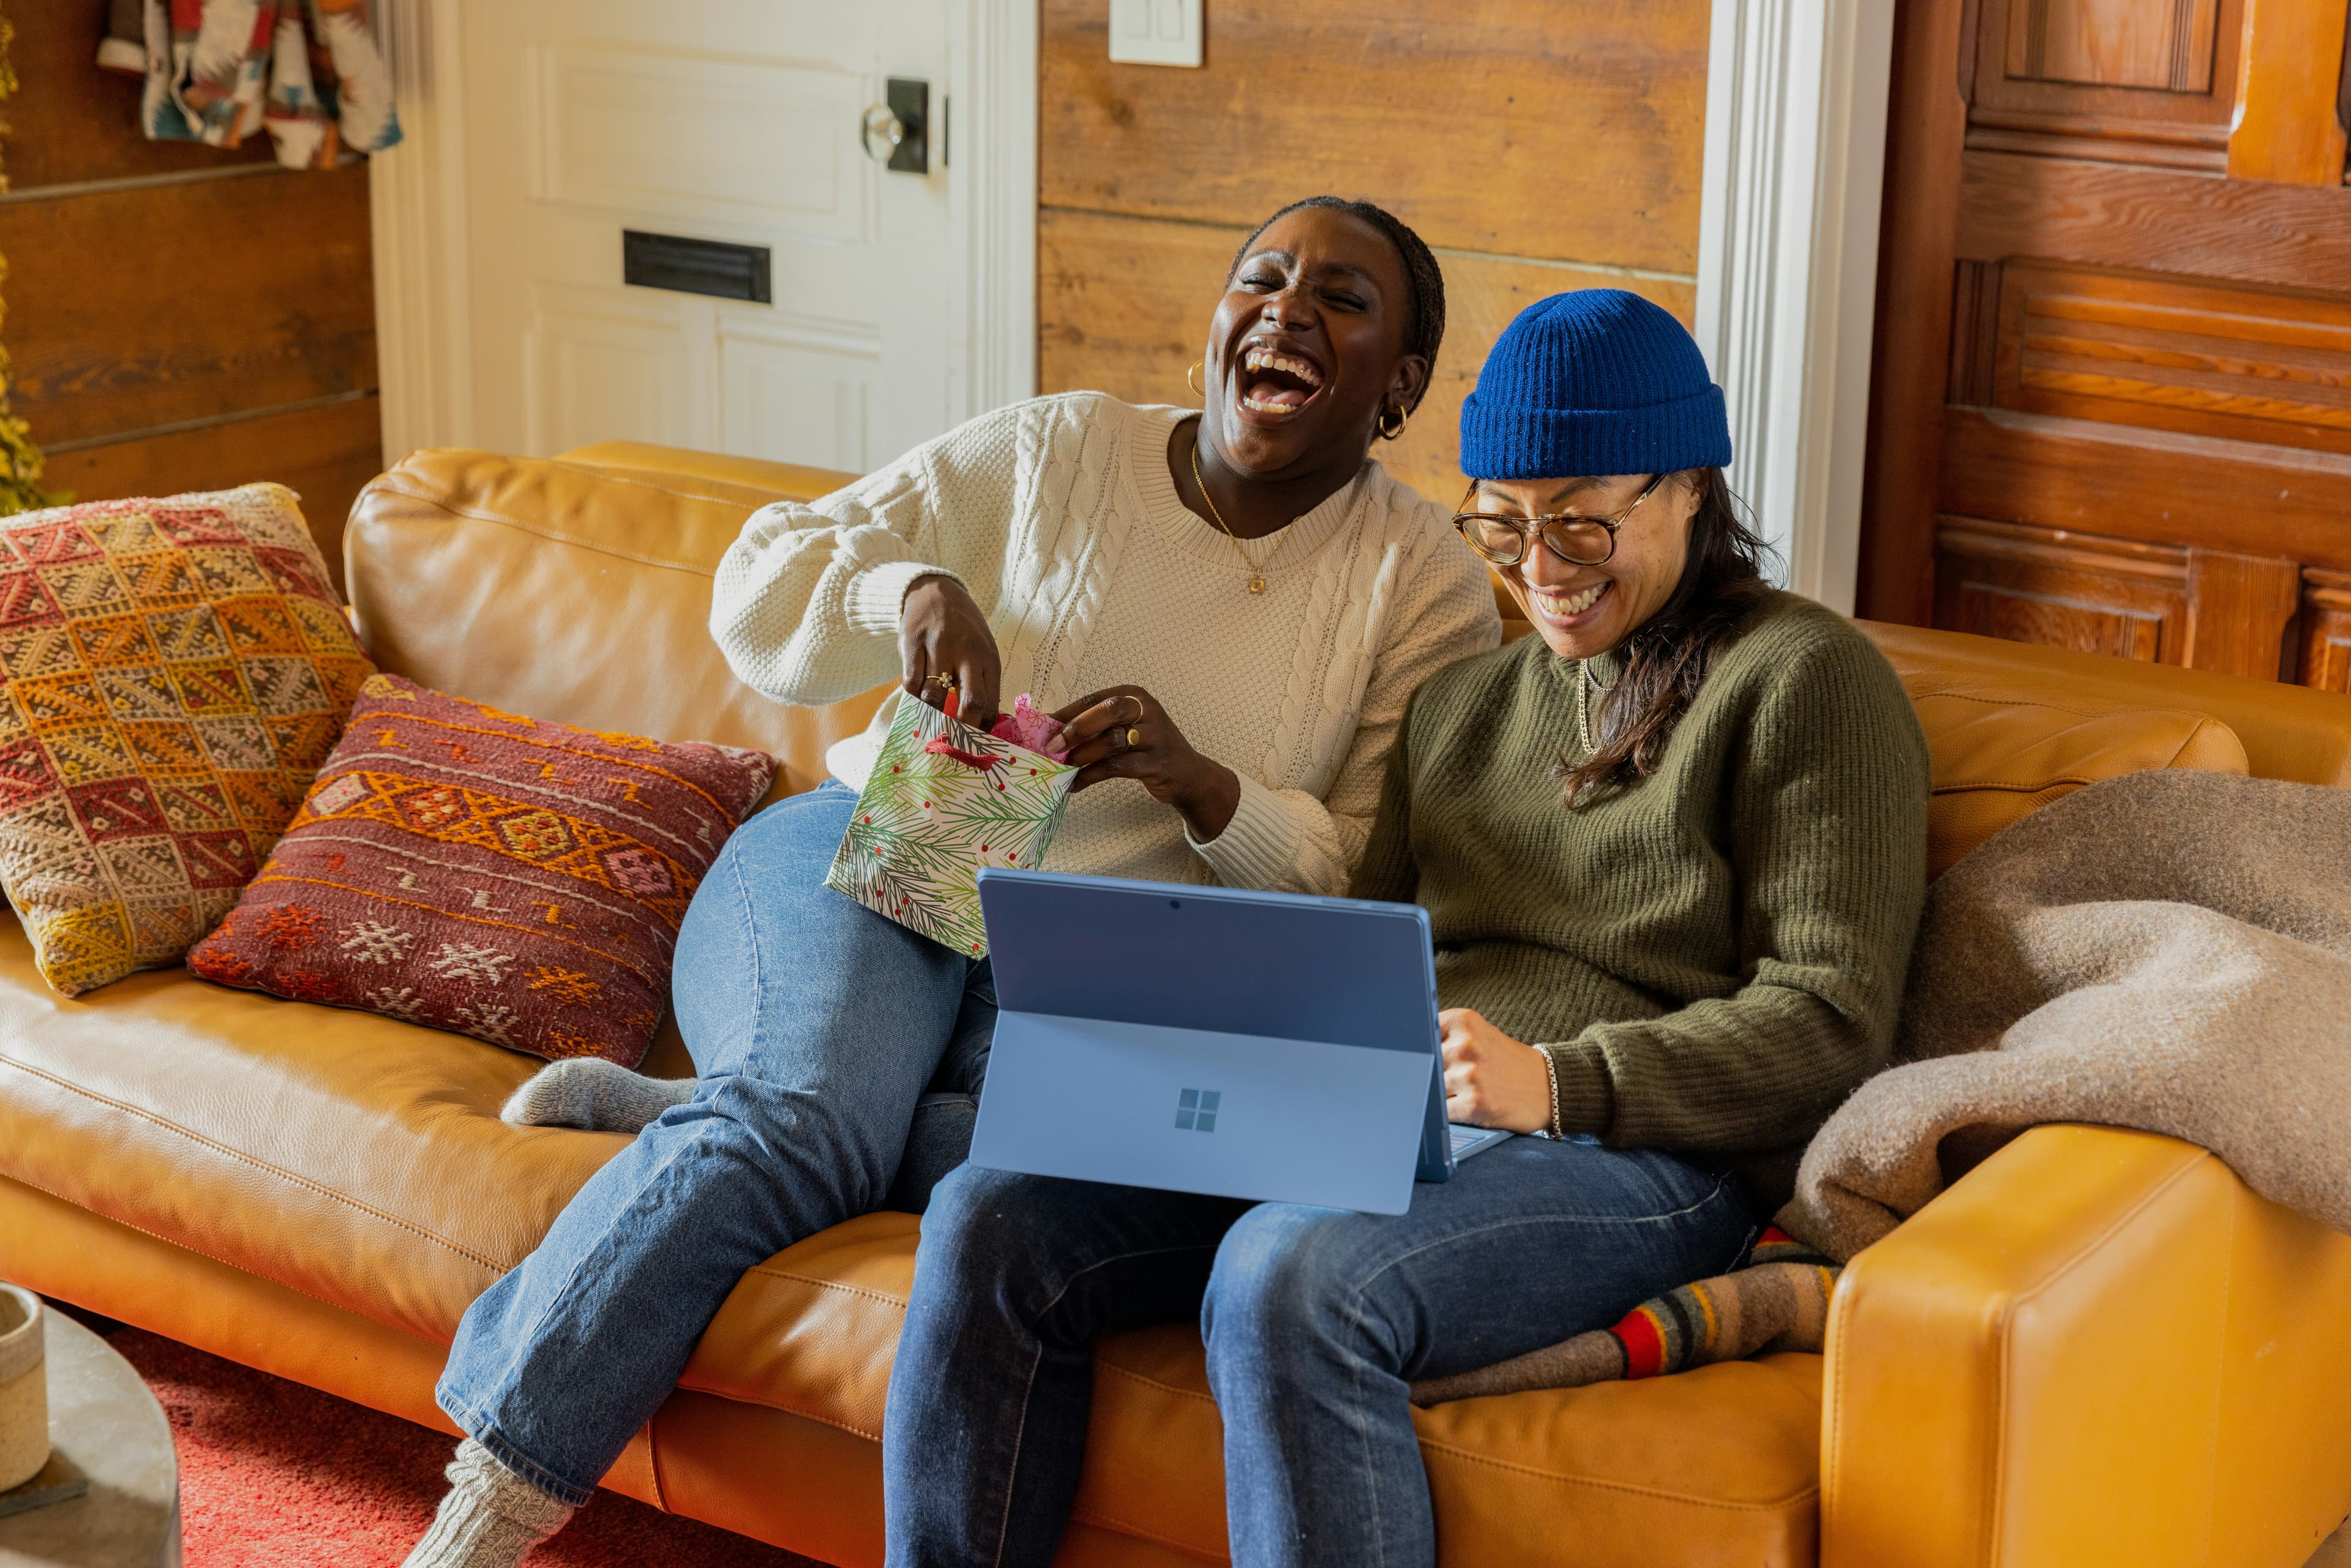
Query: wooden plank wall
0 4 380 588
1037 0 1709 504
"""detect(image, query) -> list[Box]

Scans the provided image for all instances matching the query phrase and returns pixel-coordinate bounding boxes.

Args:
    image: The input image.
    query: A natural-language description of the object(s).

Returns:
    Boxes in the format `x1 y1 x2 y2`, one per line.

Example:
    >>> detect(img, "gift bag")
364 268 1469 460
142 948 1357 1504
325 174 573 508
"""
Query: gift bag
824 696 1078 956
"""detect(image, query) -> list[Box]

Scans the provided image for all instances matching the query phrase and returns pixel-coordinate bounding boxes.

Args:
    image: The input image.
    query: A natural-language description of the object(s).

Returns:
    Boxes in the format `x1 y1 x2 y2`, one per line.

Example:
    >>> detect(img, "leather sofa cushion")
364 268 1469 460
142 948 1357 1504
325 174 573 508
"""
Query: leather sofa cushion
1864 619 2351 792
0 912 599 1344
554 440 853 506
345 451 881 802
1078 1330 1820 1566
1489 589 2248 878
1899 682 2246 876
0 890 918 1428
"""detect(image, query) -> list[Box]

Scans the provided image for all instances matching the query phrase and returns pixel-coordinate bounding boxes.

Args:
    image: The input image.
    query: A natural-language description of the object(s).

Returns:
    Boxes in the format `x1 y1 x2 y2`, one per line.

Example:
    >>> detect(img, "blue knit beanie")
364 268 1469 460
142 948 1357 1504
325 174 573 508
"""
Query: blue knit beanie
1458 290 1732 480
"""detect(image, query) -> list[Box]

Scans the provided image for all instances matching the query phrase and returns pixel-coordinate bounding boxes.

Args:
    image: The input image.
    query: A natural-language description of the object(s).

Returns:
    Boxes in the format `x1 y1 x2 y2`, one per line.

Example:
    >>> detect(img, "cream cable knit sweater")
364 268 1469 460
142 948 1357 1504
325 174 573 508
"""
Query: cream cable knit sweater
710 392 1501 893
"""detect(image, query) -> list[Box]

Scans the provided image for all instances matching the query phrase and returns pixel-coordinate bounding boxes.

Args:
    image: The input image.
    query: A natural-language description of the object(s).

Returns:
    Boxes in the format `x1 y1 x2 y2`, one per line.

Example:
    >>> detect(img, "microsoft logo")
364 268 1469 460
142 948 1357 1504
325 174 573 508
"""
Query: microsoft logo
1174 1087 1221 1132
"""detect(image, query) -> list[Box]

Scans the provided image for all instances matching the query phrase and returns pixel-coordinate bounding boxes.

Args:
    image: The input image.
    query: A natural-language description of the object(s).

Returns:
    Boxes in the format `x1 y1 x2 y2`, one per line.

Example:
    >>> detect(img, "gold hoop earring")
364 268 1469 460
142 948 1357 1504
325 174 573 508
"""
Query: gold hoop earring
1186 360 1207 399
1378 403 1411 440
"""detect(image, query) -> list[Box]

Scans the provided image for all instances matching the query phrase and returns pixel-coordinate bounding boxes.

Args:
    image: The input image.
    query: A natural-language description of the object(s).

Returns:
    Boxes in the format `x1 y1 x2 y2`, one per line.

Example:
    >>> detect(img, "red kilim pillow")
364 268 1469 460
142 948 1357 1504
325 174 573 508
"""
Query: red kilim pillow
189 674 775 1065
0 484 373 995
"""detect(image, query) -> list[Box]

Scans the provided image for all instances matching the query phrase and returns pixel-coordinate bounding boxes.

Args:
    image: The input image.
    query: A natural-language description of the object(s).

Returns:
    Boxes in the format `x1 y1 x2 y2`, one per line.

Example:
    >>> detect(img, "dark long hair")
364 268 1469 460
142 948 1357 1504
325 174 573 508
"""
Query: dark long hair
1227 195 1447 419
1557 468 1776 808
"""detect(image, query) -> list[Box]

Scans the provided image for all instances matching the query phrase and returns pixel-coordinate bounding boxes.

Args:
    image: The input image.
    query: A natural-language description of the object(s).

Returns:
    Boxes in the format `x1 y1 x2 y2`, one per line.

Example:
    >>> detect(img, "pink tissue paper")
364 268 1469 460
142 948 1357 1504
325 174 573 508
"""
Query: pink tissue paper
990 694 1069 760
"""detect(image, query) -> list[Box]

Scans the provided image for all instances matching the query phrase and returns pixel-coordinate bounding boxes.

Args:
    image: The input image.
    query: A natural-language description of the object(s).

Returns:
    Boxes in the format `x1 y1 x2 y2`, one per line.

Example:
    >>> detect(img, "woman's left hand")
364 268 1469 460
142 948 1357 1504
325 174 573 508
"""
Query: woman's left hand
1440 1008 1556 1134
1054 686 1242 843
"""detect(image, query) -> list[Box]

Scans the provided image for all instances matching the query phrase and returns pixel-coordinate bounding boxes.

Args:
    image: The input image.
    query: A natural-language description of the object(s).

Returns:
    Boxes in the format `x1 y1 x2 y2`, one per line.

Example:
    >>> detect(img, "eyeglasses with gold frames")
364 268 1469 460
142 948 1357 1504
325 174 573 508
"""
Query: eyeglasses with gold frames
1450 473 1668 569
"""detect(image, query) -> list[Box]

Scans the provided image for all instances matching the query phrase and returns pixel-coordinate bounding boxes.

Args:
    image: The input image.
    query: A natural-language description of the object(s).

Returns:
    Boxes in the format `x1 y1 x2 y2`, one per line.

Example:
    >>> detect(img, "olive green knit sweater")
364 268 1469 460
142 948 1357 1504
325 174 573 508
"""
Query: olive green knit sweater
1351 590 1931 1207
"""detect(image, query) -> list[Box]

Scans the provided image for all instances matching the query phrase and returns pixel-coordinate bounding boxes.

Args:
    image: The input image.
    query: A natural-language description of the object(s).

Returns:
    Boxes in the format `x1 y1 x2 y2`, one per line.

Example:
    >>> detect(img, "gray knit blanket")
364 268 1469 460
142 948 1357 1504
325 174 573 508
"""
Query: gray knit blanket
1782 766 2351 1261
1415 767 2351 1405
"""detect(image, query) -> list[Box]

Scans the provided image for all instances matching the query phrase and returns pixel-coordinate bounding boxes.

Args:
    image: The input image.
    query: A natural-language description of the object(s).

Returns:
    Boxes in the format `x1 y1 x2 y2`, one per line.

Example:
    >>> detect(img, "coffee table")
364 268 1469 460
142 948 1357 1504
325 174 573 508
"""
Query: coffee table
0 1309 181 1567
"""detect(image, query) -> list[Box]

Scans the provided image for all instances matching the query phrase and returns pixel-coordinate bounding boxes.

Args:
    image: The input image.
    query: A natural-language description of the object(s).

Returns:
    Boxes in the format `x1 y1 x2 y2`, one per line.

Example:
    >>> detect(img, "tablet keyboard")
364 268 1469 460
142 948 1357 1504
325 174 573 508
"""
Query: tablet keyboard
1447 1124 1512 1160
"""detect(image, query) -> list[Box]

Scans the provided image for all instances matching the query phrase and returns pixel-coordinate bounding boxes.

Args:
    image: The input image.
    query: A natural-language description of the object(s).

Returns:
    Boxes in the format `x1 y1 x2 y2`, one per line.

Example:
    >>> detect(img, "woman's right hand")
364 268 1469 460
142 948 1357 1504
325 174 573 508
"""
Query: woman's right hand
1439 1008 1556 1135
900 574 1002 731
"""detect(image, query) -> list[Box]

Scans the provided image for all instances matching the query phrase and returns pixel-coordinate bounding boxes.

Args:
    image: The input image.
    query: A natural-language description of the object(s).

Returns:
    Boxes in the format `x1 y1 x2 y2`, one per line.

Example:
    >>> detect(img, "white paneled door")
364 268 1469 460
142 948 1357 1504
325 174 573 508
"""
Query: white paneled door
459 1 953 474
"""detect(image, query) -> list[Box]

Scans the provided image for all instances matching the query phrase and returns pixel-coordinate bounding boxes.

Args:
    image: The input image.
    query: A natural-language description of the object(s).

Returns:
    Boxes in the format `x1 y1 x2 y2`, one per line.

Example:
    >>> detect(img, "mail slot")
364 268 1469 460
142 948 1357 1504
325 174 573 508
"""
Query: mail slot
622 230 772 304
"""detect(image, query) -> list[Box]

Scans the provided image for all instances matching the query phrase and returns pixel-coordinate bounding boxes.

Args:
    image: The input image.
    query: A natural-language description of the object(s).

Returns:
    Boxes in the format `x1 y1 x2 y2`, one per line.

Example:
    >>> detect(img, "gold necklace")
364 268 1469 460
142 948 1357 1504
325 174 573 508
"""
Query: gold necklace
1190 435 1287 594
1575 659 1616 753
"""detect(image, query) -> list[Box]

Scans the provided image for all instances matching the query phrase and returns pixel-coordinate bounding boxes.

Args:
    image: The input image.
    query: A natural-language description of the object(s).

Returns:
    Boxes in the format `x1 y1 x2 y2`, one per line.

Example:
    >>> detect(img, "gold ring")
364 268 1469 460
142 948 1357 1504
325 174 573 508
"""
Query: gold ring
1126 727 1142 749
1127 695 1145 722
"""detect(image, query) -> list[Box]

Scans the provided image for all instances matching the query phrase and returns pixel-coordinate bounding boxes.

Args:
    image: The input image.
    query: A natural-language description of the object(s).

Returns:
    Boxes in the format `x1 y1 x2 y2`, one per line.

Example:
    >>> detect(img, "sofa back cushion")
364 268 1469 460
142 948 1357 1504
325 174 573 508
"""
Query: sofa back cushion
347 451 880 802
1864 626 2254 876
1491 595 2255 877
1904 686 2246 876
1863 620 2351 793
353 451 2314 881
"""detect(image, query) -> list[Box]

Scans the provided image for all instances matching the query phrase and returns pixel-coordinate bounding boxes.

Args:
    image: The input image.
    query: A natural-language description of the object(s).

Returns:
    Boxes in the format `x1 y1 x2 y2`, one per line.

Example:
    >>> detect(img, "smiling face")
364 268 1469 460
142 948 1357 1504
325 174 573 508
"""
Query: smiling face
1480 472 1701 661
1202 206 1427 478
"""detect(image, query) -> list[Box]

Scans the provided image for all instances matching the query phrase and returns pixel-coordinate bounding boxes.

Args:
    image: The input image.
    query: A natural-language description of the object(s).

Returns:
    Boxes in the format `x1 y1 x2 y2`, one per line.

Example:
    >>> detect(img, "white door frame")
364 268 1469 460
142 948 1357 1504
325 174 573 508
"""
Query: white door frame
368 0 1040 468
370 0 476 463
1693 0 1897 614
944 0 1038 422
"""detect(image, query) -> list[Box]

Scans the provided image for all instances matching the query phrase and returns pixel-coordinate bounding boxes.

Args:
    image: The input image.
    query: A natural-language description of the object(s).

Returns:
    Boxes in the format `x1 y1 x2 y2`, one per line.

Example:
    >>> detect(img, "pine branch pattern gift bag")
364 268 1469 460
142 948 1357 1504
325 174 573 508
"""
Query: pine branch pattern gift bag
824 697 1076 956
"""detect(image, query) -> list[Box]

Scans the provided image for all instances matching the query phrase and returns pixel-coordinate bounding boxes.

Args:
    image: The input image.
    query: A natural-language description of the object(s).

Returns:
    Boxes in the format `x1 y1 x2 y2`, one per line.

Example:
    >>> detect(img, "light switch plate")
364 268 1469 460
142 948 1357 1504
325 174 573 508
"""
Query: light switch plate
1108 0 1203 67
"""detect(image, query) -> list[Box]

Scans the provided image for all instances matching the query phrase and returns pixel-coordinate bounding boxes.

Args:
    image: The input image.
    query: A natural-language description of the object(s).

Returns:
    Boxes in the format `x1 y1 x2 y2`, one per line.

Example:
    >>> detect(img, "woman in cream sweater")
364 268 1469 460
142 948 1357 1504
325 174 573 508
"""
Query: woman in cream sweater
398 196 1501 1568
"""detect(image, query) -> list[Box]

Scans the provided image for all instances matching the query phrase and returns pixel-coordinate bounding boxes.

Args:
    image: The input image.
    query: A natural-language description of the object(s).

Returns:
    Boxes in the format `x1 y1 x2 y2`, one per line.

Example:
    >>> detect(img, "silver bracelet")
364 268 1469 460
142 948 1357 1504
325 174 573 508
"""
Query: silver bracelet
1538 1045 1562 1139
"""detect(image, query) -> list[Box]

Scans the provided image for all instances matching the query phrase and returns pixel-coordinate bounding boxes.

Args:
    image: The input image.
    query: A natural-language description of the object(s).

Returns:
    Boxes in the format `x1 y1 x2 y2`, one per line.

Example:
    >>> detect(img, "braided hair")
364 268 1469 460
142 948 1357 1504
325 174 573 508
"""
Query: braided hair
1226 196 1447 416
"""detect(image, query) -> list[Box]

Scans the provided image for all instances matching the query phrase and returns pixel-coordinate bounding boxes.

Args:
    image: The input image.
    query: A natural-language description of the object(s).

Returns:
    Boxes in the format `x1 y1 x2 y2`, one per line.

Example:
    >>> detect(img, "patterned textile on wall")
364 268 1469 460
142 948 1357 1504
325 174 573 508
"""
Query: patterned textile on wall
0 483 373 995
189 675 776 1067
100 0 402 169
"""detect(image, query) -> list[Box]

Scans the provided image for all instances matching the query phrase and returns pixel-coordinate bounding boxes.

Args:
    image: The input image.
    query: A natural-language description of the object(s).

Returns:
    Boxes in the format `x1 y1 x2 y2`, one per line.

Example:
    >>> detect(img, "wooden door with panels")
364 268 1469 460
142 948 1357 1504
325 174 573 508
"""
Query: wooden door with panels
1859 0 2351 689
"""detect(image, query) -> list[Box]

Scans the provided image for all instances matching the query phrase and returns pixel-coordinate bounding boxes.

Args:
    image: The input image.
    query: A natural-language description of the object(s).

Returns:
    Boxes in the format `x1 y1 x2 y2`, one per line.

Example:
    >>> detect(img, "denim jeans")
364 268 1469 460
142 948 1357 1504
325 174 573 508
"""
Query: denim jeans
436 781 996 1504
882 1138 1755 1568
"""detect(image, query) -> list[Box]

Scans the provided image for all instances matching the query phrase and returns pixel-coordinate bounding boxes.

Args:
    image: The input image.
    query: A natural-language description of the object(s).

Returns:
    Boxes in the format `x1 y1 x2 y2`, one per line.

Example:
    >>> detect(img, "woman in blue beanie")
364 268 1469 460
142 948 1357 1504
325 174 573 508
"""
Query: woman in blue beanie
883 291 1931 1568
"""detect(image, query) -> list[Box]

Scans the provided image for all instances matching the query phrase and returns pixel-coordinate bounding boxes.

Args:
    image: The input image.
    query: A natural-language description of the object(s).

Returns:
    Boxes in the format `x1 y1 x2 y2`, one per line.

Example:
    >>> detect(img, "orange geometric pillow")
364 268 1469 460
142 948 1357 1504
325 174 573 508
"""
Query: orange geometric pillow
187 675 776 1066
0 484 373 995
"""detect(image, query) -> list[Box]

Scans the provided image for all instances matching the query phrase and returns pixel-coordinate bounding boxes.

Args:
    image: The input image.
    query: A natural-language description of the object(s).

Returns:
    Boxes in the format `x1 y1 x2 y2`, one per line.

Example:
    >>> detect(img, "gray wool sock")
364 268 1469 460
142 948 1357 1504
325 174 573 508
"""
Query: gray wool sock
400 1439 576 1568
500 1057 697 1133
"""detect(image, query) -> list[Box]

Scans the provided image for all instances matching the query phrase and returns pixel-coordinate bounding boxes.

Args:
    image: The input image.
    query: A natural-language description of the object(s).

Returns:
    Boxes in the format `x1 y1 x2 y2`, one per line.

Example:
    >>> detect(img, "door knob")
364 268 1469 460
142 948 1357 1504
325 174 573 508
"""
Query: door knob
860 78 929 174
860 105 906 162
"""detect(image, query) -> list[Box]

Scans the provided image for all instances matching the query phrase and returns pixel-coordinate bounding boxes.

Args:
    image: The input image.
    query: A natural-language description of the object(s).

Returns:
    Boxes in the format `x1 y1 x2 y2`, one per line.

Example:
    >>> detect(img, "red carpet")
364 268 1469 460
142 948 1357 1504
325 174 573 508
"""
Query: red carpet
104 1325 825 1567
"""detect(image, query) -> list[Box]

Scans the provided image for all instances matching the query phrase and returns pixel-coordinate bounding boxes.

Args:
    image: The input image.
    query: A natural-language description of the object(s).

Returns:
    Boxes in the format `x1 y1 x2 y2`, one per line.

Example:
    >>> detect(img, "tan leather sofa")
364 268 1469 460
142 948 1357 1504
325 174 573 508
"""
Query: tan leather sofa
5 442 2350 1568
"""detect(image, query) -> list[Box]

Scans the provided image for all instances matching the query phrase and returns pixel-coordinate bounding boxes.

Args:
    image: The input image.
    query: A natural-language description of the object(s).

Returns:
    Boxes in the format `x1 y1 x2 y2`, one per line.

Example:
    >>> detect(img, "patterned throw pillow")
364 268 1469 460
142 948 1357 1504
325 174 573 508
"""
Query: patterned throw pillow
0 484 374 995
187 675 775 1066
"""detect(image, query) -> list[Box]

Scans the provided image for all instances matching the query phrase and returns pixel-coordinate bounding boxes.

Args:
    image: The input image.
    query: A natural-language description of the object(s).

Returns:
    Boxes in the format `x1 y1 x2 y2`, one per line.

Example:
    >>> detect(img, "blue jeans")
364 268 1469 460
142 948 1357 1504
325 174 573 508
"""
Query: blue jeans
437 782 996 1504
882 1141 1755 1568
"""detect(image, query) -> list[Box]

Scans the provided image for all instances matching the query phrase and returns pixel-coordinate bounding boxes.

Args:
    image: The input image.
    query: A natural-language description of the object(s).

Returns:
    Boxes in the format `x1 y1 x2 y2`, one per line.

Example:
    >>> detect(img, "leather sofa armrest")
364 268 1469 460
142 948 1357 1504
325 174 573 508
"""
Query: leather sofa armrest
1821 1123 2351 1568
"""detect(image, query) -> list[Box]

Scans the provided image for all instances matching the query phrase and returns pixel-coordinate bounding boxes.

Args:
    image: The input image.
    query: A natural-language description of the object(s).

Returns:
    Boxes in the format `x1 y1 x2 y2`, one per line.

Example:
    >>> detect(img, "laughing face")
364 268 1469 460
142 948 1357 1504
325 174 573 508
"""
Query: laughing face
1202 206 1426 479
1479 473 1702 661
